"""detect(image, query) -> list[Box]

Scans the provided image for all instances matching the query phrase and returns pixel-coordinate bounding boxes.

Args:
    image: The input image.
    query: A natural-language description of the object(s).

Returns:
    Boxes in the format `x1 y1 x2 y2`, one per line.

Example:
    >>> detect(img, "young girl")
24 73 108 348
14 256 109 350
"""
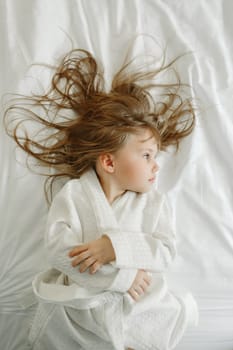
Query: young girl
5 48 198 350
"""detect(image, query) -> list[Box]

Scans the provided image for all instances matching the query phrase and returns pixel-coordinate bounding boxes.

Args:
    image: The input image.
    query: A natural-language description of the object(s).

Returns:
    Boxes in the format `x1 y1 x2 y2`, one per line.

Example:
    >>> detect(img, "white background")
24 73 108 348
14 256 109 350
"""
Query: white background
0 1 233 349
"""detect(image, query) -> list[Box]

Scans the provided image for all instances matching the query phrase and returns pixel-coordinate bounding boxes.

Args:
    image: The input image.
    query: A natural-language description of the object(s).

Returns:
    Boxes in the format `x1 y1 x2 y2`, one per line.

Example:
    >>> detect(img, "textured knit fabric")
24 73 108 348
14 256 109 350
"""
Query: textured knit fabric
29 168 198 350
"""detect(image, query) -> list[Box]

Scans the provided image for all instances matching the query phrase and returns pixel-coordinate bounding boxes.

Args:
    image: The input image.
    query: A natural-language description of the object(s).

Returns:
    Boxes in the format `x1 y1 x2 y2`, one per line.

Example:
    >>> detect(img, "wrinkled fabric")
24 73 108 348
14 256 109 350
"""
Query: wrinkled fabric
1 1 233 349
29 168 197 350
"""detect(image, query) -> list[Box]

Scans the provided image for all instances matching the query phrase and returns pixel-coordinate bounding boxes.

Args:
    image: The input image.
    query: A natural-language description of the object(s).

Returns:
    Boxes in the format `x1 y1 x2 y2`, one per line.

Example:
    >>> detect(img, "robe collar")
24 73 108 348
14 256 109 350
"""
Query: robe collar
79 168 121 234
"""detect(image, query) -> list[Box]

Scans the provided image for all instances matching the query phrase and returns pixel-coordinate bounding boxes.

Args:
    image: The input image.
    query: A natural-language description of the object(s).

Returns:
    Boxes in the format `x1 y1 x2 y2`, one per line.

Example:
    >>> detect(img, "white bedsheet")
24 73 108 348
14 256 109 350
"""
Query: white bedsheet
0 1 233 349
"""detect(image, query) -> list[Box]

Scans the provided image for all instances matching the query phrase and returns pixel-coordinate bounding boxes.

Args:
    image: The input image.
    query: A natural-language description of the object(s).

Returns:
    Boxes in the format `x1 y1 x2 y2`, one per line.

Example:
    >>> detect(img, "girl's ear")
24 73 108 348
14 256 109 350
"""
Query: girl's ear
98 153 115 173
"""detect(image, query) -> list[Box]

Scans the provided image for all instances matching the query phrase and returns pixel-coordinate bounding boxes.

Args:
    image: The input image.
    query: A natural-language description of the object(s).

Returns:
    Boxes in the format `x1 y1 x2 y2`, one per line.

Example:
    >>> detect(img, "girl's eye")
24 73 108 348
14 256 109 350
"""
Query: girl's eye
143 153 150 160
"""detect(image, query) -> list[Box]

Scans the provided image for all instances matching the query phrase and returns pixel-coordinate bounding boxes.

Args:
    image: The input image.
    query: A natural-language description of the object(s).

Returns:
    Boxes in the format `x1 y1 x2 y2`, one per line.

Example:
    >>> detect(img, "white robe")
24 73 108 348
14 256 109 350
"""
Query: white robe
29 168 198 350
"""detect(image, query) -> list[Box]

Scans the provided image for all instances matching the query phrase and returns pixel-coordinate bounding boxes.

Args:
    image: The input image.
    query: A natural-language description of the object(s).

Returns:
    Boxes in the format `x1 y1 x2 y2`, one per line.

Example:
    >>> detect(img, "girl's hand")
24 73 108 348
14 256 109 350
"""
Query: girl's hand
68 235 116 274
127 269 152 301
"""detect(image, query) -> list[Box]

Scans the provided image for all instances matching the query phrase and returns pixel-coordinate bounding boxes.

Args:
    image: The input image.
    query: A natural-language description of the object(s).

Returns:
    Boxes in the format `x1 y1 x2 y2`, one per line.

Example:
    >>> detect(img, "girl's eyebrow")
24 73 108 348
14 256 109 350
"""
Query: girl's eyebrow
139 136 154 143
142 148 158 154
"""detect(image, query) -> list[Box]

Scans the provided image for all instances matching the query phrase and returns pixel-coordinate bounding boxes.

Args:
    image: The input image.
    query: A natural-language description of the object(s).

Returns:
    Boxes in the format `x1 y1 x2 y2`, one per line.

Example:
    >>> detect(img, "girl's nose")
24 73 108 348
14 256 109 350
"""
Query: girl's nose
153 161 159 173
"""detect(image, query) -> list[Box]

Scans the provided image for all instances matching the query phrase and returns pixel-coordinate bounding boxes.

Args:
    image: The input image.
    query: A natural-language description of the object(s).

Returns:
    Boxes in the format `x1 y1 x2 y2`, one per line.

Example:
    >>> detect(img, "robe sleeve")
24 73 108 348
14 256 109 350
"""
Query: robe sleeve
106 195 177 272
45 181 137 293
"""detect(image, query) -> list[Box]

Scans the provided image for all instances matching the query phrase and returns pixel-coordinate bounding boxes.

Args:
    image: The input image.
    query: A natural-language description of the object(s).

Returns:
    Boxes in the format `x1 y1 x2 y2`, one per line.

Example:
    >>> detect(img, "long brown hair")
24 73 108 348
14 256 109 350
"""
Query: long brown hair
4 47 195 200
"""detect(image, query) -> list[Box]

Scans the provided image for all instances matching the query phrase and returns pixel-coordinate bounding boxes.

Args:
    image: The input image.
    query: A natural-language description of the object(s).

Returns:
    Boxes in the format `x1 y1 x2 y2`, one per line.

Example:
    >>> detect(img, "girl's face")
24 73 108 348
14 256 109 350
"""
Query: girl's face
112 129 159 194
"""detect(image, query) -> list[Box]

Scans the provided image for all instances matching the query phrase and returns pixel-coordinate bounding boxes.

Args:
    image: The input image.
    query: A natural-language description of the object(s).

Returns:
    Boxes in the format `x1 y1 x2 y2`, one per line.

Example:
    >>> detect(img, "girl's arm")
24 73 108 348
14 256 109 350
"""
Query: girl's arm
70 196 176 273
107 198 176 271
46 181 137 294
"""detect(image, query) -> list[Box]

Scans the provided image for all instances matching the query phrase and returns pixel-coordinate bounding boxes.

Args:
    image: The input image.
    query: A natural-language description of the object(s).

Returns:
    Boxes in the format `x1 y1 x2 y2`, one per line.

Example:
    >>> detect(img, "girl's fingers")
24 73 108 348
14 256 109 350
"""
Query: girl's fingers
128 289 137 301
134 285 144 295
127 271 153 301
141 273 152 292
139 281 148 293
79 257 96 273
131 289 141 301
144 275 152 285
142 271 152 285
69 245 88 257
71 250 90 267
89 261 102 274
128 285 144 301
